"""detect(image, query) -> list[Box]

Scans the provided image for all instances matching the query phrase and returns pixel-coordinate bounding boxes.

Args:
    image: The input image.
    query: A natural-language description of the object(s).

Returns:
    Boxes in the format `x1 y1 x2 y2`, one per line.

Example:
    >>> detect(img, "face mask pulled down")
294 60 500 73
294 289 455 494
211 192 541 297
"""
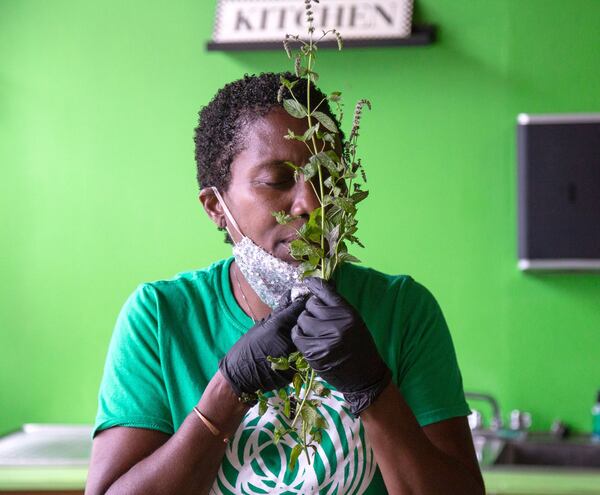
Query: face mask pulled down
211 187 310 310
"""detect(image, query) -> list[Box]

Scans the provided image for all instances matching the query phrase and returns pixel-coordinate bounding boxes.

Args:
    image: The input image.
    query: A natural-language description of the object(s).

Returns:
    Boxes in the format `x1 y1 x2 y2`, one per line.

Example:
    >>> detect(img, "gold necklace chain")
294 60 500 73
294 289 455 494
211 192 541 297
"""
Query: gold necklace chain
233 263 257 323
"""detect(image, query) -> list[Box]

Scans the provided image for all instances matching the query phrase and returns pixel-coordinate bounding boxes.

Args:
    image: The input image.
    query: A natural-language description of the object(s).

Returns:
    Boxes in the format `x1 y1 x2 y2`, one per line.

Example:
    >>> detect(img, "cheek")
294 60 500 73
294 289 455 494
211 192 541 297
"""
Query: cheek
255 189 295 215
241 190 293 238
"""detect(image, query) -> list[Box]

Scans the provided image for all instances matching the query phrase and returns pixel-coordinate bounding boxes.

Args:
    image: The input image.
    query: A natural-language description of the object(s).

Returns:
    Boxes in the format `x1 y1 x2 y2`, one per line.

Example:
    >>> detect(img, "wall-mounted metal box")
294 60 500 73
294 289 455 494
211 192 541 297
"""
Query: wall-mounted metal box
517 113 600 271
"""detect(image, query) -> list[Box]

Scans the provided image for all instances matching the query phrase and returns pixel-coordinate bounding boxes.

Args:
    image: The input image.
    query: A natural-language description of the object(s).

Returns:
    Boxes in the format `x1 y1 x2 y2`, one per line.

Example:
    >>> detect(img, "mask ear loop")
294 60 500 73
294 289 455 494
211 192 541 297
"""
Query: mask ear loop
210 186 243 241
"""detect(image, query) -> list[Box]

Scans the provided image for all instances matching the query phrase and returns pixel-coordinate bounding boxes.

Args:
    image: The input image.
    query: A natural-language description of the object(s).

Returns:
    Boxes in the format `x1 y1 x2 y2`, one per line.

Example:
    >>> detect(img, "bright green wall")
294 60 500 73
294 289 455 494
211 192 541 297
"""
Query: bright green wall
1 0 599 435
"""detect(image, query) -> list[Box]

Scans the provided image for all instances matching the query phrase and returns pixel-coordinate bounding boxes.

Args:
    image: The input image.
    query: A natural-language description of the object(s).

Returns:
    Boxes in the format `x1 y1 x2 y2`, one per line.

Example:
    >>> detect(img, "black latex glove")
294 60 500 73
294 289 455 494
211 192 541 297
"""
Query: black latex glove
219 292 307 399
291 277 391 416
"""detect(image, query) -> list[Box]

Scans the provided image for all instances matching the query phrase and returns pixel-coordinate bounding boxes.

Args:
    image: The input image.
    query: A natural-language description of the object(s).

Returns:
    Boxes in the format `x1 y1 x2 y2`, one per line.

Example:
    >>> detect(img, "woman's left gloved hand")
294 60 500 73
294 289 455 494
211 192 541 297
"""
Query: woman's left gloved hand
291 277 391 416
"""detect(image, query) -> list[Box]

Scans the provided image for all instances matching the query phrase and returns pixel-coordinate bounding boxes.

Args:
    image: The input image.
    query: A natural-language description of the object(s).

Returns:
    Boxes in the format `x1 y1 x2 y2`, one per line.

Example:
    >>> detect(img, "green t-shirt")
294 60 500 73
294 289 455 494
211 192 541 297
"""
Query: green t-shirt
94 257 470 494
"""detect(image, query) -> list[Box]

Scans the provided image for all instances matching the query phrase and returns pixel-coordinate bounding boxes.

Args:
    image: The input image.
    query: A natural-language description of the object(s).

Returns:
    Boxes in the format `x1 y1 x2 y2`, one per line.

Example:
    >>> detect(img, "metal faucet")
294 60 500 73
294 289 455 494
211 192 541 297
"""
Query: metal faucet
465 392 503 430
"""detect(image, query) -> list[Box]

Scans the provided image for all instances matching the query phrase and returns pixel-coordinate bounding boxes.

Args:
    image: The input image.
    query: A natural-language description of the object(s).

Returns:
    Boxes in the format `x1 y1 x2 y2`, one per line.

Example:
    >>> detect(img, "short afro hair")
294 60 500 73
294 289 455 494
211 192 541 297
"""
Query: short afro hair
193 72 343 193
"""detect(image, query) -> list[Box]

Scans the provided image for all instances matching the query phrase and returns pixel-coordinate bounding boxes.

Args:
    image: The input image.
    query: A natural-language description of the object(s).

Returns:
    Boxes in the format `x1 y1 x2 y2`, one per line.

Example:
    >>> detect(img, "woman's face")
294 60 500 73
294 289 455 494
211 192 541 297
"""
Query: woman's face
201 107 325 265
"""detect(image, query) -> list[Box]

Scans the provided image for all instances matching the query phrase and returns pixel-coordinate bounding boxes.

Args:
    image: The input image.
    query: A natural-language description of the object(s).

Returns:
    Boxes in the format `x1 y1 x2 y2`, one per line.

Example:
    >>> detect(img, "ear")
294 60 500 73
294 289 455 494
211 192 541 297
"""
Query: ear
199 188 225 228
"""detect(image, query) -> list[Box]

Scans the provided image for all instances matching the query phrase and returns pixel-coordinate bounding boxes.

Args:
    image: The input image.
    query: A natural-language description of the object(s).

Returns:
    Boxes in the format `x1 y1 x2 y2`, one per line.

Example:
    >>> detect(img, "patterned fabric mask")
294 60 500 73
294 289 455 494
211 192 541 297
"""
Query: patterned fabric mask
210 187 309 309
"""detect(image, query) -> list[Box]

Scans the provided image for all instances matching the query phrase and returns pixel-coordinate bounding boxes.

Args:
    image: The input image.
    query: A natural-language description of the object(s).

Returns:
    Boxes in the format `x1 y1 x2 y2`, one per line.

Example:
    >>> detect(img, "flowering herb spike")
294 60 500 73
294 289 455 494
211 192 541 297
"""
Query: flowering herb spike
264 0 371 470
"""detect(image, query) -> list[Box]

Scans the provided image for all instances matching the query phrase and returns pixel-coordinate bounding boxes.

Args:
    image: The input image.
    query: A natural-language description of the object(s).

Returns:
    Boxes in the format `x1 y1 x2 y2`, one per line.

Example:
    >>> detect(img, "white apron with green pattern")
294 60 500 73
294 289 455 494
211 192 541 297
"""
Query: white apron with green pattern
212 381 376 494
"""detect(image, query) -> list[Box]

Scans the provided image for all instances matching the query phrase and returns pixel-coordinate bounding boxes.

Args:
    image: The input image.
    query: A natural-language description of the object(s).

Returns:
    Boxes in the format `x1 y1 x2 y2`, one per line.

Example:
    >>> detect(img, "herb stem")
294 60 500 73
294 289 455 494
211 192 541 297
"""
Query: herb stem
312 97 326 114
317 162 325 277
303 43 326 278
291 369 315 428
308 180 323 208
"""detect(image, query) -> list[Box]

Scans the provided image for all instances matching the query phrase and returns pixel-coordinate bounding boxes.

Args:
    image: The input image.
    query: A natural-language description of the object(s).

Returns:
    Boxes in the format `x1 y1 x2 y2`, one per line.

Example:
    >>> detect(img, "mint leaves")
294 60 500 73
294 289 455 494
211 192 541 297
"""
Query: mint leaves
261 0 371 470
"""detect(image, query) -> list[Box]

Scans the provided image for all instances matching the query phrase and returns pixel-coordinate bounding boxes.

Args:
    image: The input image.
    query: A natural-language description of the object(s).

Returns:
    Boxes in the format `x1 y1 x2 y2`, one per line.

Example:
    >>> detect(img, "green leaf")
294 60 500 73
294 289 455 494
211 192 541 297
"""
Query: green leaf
301 403 318 432
360 167 367 182
351 190 369 204
278 388 288 401
284 129 297 141
307 206 322 224
322 257 334 280
325 149 342 168
284 396 291 418
306 207 323 235
314 383 331 397
256 390 268 401
293 373 303 396
302 123 320 142
289 444 303 470
315 414 330 430
288 351 301 362
300 268 320 279
290 239 317 258
326 208 343 227
273 426 286 444
332 197 356 215
258 399 268 416
279 75 298 90
301 160 318 181
296 356 309 371
283 99 307 118
329 91 342 102
299 260 317 275
338 252 361 264
297 220 322 244
268 356 290 371
322 177 341 197
349 236 365 248
311 430 322 444
311 152 338 179
272 210 298 225
312 111 338 133
322 132 336 147
325 224 340 257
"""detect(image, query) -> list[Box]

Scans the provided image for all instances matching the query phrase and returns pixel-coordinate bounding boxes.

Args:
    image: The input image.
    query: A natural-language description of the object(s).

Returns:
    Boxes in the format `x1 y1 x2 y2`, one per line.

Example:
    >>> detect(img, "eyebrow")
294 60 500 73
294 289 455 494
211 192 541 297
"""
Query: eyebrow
250 159 290 172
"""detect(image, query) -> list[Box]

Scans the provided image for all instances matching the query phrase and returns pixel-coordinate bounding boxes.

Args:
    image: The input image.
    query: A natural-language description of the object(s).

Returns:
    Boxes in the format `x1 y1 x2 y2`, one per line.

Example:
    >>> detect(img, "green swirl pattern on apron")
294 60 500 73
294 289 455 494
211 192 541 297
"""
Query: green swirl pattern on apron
212 382 376 494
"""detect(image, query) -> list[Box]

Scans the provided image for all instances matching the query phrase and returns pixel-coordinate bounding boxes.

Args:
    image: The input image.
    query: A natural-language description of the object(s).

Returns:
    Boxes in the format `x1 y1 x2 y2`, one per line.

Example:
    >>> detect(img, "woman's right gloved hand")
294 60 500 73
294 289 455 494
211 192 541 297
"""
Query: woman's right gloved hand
219 294 307 398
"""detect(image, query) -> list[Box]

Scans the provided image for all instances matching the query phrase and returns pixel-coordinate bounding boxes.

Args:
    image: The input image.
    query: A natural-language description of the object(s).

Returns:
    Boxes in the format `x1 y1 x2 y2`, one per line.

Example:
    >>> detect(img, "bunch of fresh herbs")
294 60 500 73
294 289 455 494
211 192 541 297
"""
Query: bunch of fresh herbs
261 0 371 470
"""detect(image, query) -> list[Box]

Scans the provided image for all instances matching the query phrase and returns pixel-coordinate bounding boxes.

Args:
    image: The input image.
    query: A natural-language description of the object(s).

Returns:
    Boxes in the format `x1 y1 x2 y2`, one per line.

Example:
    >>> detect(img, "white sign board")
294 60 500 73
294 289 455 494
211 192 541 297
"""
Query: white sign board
212 0 414 44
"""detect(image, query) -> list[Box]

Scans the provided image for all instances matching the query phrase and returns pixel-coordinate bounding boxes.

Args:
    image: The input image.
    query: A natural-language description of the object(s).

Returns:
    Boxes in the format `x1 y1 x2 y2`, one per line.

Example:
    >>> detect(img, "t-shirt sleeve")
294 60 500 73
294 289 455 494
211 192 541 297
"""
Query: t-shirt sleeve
93 283 174 438
397 278 471 427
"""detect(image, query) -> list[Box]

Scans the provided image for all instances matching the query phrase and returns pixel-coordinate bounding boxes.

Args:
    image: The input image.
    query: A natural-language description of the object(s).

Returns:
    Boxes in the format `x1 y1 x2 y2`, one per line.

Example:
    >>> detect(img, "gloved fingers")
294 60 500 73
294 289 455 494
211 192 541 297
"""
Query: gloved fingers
293 311 341 340
304 295 353 320
304 277 346 307
295 310 322 335
269 293 309 326
274 289 292 311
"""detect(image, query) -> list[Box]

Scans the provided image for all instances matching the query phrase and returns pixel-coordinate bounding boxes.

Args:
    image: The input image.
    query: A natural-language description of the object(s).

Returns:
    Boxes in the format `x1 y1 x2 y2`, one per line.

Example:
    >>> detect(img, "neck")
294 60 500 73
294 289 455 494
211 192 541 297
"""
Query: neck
230 261 271 321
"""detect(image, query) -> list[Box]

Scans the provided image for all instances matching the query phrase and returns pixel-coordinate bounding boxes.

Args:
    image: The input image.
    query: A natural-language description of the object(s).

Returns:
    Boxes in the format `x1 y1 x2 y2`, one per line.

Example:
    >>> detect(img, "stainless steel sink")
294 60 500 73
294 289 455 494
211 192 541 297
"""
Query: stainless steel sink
473 431 600 469
494 437 600 468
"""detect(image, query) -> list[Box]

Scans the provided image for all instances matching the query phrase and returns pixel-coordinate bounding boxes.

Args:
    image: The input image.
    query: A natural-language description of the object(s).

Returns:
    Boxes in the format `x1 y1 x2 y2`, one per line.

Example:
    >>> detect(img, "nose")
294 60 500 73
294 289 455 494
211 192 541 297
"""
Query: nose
289 176 321 217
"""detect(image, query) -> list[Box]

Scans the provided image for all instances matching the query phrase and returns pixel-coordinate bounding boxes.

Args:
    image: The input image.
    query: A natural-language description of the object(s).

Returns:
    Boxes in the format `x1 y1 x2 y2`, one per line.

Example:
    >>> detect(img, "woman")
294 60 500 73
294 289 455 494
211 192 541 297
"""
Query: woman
85 72 484 494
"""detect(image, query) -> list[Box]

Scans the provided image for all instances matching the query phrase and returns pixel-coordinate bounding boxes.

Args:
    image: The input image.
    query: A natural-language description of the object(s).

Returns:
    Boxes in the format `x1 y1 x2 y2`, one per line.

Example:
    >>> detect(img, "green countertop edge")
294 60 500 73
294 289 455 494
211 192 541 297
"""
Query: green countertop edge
483 468 600 494
1 467 600 493
0 467 87 490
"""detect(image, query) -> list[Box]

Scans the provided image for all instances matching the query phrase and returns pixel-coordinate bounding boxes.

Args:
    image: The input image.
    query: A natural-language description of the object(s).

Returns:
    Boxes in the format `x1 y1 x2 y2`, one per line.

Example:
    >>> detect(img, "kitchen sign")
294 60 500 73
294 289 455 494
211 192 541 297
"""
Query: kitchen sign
210 0 414 44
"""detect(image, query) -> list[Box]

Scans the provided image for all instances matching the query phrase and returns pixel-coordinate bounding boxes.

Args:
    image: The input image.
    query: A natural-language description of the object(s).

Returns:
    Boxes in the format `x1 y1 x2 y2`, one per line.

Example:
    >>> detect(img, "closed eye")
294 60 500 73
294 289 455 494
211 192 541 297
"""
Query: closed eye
261 179 295 189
